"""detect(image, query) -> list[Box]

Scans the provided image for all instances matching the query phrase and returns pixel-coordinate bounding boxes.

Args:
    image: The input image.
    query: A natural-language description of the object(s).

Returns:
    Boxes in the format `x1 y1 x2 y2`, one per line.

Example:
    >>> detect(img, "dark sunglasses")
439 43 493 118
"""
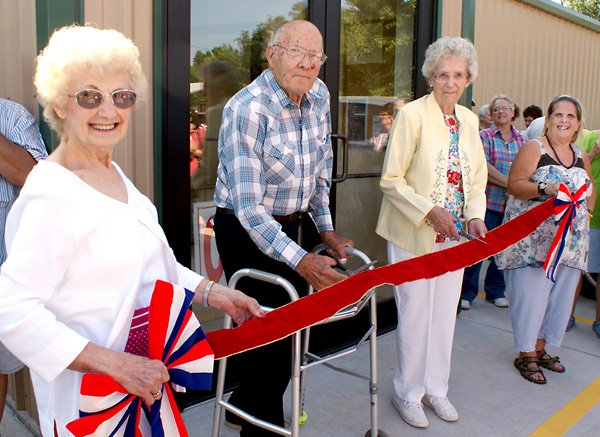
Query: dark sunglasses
69 88 137 109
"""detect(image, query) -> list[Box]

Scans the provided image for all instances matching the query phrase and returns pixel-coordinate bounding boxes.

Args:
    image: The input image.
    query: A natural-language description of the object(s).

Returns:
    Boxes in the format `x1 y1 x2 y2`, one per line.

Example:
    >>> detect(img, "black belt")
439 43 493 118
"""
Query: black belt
216 207 304 224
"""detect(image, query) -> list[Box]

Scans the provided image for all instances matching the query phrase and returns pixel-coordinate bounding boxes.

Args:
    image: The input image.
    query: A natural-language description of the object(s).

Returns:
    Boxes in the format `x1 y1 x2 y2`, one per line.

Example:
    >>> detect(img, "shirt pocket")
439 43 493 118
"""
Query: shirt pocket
262 138 296 185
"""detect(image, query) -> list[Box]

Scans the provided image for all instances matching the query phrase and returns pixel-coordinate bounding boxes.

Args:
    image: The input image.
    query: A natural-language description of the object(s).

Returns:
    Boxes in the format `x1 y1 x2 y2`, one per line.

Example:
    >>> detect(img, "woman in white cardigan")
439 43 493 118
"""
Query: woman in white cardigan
0 25 263 436
376 37 487 429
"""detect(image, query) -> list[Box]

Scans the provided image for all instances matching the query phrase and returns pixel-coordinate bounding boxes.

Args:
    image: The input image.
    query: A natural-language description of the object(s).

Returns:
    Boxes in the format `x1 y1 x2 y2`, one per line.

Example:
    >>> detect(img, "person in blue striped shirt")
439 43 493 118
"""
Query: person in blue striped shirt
0 97 47 425
214 19 354 436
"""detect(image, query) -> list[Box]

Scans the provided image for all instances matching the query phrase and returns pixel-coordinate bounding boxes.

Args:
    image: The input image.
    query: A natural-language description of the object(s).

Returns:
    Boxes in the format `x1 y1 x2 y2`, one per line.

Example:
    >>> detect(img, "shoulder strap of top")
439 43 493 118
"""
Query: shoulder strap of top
532 137 546 154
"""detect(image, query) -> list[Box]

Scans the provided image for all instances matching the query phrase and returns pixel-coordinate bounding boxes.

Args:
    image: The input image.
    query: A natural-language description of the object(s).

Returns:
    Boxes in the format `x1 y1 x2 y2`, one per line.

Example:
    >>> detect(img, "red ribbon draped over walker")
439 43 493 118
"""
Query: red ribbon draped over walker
206 198 556 359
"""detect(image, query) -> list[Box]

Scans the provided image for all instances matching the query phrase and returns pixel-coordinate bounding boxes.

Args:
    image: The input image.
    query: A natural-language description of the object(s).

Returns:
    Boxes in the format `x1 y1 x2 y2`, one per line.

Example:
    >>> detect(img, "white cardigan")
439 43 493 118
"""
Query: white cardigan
0 161 202 436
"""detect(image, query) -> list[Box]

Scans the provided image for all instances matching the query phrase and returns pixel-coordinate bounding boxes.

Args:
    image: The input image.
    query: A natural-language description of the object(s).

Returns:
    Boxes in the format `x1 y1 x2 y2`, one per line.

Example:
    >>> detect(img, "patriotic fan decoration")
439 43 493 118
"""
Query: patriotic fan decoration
66 280 214 436
543 182 588 282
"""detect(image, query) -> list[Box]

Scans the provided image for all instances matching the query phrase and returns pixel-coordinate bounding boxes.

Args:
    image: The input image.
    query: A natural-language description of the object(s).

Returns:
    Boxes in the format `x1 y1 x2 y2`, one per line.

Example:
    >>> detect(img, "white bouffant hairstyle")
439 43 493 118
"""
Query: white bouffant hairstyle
421 36 478 84
34 24 147 134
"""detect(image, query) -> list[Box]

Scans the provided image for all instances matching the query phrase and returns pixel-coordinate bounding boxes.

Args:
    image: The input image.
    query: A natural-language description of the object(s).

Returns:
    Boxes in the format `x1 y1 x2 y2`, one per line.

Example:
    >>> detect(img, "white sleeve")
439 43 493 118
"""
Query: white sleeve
0 195 88 383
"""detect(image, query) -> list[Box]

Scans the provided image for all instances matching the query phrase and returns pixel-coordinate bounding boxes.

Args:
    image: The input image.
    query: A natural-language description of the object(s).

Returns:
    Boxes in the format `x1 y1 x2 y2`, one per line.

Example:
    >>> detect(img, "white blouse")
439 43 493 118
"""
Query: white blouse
0 161 202 436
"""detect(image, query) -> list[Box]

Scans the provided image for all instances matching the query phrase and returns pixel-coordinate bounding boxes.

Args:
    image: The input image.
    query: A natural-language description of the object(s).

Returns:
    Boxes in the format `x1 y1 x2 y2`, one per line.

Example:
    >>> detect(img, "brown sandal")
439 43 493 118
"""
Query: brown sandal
514 356 547 384
537 349 565 373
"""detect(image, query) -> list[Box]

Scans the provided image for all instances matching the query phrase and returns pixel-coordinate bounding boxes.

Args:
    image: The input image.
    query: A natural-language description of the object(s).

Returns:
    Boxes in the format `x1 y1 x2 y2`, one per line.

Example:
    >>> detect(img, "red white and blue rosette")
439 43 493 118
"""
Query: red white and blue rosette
542 182 588 282
66 280 214 436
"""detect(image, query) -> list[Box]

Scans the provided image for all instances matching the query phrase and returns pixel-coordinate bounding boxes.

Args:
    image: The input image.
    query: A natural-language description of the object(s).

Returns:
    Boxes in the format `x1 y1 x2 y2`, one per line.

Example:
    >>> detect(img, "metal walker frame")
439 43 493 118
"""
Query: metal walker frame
212 246 386 436
298 245 385 437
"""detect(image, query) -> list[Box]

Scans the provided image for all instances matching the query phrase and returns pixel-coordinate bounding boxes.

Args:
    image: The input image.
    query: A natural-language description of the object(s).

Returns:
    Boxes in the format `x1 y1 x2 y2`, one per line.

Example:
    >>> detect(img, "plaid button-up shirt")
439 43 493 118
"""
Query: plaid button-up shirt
480 125 526 212
0 99 47 265
215 69 334 269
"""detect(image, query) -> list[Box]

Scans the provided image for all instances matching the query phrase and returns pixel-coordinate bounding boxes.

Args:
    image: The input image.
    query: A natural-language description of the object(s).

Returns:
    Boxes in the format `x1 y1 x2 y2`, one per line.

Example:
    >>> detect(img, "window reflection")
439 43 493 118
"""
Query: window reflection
191 61 242 201
335 0 416 286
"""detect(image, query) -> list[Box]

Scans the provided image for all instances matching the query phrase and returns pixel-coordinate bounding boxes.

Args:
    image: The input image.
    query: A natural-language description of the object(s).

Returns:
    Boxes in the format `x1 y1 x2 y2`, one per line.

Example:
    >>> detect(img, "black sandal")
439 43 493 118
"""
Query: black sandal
514 356 547 384
537 349 565 373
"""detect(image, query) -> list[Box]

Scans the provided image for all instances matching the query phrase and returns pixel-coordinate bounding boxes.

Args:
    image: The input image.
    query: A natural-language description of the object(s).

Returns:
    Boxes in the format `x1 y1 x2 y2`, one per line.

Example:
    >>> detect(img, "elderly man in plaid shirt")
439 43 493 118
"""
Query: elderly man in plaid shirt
213 20 353 436
461 95 527 310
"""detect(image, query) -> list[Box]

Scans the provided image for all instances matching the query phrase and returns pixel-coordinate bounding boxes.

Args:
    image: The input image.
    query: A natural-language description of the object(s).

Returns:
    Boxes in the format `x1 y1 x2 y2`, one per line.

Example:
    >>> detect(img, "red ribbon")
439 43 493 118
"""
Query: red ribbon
207 199 555 359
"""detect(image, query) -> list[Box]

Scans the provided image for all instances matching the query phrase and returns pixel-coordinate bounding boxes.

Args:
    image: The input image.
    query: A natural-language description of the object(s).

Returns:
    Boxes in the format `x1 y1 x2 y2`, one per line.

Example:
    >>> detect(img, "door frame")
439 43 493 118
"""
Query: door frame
157 0 437 282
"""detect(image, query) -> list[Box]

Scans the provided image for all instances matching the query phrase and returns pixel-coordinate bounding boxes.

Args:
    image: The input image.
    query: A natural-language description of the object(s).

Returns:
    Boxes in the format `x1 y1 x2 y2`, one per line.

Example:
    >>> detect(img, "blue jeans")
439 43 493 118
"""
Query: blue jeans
461 209 506 302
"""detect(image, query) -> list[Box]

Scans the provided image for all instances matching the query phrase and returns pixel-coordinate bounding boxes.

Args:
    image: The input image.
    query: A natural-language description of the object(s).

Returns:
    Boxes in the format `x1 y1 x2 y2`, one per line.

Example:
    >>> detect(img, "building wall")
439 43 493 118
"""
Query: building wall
438 0 600 131
473 0 600 130
85 0 155 199
440 0 463 37
0 0 39 117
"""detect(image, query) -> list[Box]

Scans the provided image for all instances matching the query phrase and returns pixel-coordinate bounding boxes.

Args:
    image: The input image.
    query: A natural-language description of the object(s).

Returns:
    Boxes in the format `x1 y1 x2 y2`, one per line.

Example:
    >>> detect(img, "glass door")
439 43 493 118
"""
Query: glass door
333 0 416 317
187 0 419 334
189 0 308 332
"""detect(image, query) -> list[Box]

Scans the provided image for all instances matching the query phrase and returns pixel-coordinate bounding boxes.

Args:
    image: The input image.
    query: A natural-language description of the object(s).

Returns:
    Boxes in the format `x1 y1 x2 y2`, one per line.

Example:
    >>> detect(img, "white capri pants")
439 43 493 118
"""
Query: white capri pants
506 265 580 352
388 240 463 402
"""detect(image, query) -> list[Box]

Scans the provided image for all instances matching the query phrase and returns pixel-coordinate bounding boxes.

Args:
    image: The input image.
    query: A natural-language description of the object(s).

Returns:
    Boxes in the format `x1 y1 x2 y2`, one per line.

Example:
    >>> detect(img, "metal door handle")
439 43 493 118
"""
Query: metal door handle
331 133 348 183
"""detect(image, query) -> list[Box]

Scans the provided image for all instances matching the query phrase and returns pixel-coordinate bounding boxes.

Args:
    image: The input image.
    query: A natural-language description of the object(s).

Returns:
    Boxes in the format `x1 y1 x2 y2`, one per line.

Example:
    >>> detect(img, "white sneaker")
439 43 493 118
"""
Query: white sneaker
491 297 509 308
391 395 429 428
460 299 471 310
422 395 459 422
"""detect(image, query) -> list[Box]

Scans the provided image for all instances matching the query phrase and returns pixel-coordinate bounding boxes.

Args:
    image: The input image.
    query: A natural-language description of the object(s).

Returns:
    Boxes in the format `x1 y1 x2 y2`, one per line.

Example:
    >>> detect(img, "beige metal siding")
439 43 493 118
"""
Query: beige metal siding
85 0 155 199
0 0 39 117
441 0 463 37
473 0 600 130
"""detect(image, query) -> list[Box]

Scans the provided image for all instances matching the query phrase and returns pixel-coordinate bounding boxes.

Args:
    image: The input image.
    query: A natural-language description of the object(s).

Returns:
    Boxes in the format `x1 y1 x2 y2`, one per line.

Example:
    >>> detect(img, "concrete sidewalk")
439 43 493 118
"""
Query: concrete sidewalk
0 397 39 436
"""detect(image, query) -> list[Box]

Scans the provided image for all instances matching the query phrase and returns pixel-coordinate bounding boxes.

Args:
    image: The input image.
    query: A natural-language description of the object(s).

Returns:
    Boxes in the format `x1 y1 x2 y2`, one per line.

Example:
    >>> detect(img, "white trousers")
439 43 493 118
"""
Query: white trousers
388 241 463 402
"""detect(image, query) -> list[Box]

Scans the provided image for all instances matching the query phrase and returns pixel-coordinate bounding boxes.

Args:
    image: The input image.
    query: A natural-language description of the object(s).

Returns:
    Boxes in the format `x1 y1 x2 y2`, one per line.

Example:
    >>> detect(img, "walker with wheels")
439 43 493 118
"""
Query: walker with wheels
211 245 387 436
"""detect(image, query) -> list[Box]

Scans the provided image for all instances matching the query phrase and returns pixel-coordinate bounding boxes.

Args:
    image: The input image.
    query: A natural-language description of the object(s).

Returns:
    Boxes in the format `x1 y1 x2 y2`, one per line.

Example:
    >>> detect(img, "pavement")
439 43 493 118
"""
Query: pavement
3 286 599 437
183 291 600 437
0 396 40 436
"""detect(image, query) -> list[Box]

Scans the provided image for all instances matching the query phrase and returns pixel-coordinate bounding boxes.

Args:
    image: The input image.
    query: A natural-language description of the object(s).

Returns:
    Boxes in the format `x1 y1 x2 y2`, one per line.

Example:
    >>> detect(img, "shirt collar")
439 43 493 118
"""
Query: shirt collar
264 69 313 112
492 124 519 140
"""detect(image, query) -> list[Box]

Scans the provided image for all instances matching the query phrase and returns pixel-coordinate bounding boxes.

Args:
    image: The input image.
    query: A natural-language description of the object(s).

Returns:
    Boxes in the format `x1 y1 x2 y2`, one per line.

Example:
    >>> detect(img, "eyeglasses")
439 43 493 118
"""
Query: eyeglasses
433 72 469 84
68 89 137 109
492 106 513 113
274 44 327 66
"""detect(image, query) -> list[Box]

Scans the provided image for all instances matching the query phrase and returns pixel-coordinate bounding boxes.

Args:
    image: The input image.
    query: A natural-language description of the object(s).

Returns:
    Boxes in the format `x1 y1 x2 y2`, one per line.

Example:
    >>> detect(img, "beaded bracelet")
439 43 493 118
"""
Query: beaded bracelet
589 209 594 219
203 280 215 308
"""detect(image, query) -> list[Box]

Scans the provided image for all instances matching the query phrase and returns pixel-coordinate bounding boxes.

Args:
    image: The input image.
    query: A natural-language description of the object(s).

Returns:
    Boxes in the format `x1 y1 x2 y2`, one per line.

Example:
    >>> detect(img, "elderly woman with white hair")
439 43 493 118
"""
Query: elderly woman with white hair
376 36 487 429
0 25 263 436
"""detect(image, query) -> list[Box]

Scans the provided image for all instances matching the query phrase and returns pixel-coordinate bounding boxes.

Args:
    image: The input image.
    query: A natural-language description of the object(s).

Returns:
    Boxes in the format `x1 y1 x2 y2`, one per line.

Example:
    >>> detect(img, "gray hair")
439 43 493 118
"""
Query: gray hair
421 36 478 83
489 95 516 112
477 104 490 118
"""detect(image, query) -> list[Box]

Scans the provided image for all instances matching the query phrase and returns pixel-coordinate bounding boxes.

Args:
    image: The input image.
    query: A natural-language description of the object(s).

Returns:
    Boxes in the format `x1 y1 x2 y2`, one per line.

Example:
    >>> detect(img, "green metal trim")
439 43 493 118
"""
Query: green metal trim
35 0 84 151
435 0 443 39
152 0 163 219
460 0 475 108
519 0 600 32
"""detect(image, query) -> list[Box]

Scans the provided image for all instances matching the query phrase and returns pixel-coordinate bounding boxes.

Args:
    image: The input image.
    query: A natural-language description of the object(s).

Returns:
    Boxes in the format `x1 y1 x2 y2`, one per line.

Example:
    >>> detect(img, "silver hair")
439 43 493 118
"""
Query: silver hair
477 104 490 118
421 36 478 83
489 94 516 111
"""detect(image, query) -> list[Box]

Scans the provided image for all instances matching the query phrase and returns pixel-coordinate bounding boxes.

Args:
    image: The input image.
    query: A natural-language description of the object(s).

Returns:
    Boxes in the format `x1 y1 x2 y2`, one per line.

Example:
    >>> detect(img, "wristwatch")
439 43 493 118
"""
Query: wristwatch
537 182 548 195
